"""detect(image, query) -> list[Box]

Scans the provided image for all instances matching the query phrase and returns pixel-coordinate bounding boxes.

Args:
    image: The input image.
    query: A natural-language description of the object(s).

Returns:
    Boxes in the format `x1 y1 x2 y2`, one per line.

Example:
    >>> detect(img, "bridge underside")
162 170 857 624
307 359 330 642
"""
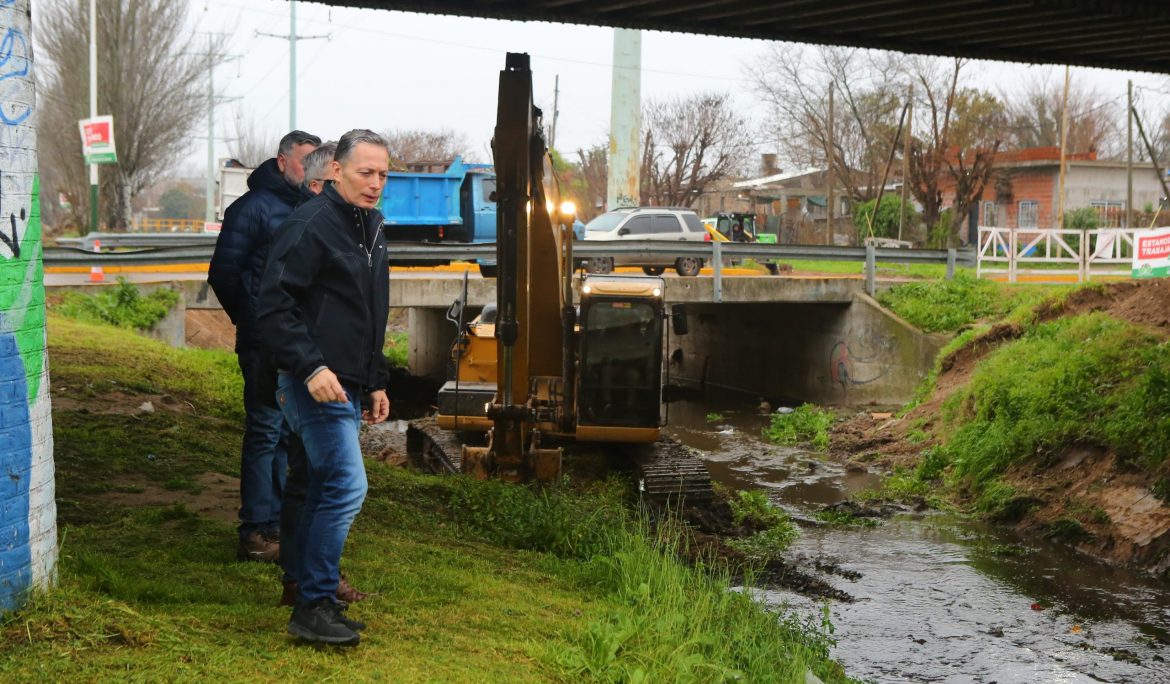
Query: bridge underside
316 1 1170 74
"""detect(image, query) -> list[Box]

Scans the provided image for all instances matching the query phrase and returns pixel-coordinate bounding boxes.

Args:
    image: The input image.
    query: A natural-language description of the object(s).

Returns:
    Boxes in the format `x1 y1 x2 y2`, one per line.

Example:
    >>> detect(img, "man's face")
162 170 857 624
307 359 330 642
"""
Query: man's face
278 142 318 186
332 143 389 209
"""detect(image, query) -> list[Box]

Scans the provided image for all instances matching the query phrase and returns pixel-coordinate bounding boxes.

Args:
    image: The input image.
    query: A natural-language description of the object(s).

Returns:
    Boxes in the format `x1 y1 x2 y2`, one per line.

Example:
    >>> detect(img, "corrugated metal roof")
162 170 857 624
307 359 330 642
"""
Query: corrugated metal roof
310 0 1170 73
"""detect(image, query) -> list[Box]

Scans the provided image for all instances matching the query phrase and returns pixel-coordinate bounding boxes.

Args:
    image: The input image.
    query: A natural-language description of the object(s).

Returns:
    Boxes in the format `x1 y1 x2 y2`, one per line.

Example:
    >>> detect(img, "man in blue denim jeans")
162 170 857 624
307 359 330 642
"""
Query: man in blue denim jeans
209 130 321 562
257 129 390 645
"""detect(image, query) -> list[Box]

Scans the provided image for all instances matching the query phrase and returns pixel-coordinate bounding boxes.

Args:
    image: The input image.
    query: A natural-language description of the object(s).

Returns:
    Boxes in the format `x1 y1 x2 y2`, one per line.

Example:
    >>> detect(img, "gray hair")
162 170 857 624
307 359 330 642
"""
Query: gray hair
335 129 389 163
302 141 337 182
277 129 322 157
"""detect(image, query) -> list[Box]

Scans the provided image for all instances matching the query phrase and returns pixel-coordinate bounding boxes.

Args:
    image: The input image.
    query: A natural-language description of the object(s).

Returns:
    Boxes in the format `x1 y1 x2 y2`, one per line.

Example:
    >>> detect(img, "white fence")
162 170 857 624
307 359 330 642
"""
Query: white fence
977 227 1137 282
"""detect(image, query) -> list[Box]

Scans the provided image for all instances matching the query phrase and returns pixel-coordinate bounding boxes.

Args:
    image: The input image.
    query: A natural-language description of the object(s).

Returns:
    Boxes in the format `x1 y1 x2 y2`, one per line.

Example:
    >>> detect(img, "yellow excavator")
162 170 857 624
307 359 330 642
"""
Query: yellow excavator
408 53 712 501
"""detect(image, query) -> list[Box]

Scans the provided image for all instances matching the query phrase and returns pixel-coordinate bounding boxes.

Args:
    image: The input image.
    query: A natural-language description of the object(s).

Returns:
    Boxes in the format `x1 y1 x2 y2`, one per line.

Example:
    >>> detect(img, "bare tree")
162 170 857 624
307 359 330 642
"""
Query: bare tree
1003 72 1122 158
575 144 607 218
638 93 754 207
36 0 221 231
380 128 477 166
226 108 280 169
747 45 908 203
907 58 1006 244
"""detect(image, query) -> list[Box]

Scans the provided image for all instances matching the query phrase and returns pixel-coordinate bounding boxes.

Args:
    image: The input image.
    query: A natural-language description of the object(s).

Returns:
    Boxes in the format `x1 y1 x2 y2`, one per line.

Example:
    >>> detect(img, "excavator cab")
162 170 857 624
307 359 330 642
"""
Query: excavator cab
576 275 666 438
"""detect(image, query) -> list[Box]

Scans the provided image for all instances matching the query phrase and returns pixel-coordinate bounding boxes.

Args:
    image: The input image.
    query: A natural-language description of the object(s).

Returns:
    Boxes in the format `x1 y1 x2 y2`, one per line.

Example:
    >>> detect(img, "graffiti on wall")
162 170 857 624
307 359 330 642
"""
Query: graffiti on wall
828 338 893 399
0 0 56 612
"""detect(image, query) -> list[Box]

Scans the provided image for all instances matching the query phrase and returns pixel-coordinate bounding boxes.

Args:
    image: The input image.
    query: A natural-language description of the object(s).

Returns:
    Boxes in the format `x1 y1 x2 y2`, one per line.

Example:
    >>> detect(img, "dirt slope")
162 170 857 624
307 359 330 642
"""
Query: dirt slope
831 279 1170 576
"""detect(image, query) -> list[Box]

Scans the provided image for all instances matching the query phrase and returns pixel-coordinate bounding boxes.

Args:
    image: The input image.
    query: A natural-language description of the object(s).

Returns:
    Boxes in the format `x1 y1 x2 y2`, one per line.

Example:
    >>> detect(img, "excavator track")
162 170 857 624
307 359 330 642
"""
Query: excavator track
406 417 464 475
633 435 715 505
407 417 714 506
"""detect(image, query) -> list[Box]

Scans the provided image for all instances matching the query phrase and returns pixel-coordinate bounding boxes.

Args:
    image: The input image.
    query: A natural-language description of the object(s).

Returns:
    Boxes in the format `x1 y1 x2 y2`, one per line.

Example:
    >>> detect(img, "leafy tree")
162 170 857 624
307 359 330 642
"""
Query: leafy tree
36 0 222 232
854 195 915 240
638 92 754 207
159 186 198 220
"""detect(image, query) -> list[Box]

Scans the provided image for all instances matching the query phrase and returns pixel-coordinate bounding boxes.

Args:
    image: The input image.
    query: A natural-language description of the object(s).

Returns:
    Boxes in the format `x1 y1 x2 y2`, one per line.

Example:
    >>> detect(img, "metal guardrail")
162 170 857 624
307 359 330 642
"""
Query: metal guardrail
44 239 971 296
55 232 220 250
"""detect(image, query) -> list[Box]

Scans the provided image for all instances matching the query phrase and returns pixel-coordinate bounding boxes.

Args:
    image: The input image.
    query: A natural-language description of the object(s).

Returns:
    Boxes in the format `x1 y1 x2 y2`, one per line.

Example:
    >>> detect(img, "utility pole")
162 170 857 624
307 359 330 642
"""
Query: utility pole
607 28 641 209
550 75 560 151
257 0 329 131
88 0 98 233
194 34 240 223
1127 79 1134 228
900 87 912 240
825 85 835 245
1057 65 1070 228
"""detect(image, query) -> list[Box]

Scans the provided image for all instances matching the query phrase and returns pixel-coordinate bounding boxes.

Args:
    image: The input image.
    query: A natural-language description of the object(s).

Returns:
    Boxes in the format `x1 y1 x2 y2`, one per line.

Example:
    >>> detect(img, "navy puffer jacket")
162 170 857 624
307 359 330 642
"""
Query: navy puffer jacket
207 158 302 351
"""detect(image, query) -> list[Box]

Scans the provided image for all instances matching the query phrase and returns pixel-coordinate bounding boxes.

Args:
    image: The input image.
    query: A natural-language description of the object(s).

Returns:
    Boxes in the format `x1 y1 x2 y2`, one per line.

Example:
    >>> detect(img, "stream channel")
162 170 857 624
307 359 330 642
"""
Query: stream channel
666 400 1170 684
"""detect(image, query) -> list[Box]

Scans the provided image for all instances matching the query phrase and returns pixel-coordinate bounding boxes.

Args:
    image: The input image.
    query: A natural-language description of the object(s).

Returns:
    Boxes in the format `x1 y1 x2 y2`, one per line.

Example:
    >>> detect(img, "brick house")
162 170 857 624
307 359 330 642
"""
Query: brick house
943 147 1168 231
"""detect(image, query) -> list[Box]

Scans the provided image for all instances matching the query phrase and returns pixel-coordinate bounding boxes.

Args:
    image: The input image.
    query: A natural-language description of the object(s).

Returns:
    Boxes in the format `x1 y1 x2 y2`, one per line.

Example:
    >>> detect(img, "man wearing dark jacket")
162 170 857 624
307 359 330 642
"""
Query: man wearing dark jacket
257 129 390 646
208 130 321 562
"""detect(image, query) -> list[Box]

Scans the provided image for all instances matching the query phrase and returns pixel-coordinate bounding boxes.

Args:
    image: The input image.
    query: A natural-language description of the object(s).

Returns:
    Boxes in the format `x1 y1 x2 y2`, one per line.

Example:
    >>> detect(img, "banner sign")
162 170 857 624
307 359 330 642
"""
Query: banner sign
1133 227 1170 278
78 115 117 164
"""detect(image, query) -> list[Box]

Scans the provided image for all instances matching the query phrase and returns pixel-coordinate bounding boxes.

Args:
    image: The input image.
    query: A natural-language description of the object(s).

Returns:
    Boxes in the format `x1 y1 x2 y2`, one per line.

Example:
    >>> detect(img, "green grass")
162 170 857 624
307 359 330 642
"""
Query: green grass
876 272 1069 334
779 260 971 280
705 412 724 423
384 330 409 368
763 404 834 451
724 490 800 562
3 314 851 683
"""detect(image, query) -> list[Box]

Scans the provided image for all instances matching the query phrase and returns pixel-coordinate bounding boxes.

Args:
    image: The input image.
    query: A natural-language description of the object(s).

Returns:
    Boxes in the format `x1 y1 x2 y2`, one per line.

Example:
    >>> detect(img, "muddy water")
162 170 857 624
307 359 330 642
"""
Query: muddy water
666 401 1170 684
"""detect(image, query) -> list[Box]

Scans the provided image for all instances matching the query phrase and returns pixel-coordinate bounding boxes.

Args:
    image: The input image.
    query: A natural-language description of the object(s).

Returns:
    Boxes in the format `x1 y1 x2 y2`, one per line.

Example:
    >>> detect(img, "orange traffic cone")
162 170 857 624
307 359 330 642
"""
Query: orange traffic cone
89 238 104 283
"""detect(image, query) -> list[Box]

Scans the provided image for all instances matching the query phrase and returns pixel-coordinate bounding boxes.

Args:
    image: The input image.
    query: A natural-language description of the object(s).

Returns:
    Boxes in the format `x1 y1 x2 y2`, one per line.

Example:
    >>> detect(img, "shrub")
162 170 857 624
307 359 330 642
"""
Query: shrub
55 278 178 330
854 195 915 240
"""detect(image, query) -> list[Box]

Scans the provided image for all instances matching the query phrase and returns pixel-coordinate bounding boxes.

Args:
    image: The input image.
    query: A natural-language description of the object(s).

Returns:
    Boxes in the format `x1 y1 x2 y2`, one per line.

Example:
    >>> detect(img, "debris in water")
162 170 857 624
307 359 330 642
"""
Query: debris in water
1030 602 1044 611
775 406 795 415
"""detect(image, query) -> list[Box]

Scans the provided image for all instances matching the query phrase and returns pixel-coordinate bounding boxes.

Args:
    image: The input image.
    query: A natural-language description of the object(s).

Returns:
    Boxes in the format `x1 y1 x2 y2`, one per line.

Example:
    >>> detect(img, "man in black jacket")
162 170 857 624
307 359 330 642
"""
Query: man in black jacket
257 129 390 646
208 130 321 562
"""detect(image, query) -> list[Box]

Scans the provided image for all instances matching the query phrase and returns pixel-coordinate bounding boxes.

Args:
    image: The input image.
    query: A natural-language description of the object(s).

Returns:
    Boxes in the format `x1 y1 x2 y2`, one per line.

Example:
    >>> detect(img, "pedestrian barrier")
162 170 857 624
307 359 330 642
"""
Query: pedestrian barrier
978 226 1139 282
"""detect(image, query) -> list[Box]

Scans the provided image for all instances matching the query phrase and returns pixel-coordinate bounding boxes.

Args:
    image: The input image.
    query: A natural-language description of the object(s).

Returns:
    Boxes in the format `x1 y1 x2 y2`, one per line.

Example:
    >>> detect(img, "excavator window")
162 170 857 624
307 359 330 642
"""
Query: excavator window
577 298 663 428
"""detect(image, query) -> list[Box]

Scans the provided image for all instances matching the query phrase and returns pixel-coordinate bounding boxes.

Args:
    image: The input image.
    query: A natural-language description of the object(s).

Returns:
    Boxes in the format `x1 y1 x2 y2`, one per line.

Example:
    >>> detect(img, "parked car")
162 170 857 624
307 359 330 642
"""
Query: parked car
582 207 707 276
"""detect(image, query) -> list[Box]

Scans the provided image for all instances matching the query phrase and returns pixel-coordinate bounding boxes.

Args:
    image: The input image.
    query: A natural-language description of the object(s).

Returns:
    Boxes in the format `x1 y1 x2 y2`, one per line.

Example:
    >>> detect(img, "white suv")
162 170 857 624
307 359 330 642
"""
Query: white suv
582 207 707 276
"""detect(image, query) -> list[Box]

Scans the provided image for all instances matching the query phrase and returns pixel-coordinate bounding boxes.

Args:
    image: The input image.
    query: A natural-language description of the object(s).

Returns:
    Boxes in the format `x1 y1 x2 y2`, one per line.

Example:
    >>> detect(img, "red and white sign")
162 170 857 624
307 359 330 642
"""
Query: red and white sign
78 115 117 164
1133 227 1170 278
203 222 222 234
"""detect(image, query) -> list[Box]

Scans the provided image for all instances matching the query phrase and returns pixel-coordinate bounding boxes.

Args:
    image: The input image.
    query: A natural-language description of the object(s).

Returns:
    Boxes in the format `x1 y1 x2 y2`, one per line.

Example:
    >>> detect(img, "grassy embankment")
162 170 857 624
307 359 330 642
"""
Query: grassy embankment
853 275 1170 527
0 308 849 682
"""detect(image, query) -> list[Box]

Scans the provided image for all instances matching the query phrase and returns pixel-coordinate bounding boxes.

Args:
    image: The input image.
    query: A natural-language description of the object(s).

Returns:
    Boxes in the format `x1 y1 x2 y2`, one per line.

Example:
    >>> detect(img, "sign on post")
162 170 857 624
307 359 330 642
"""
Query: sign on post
78 115 117 164
1132 227 1170 278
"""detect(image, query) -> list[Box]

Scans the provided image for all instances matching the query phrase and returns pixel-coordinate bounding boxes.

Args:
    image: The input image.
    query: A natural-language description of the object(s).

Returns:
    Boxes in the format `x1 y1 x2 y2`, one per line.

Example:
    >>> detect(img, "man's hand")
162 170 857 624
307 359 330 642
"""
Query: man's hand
307 368 348 403
363 390 390 424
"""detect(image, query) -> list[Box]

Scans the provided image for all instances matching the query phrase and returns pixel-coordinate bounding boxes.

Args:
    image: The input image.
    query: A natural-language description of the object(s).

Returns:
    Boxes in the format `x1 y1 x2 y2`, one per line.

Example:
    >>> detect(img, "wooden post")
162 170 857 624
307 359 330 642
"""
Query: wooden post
1127 80 1134 229
1057 65 1070 229
826 85 835 246
899 87 912 241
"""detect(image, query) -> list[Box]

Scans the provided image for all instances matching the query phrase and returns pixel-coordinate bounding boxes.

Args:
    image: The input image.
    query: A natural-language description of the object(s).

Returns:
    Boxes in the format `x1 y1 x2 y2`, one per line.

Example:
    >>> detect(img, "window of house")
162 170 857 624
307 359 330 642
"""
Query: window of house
1018 200 1038 228
1089 200 1124 228
983 201 999 227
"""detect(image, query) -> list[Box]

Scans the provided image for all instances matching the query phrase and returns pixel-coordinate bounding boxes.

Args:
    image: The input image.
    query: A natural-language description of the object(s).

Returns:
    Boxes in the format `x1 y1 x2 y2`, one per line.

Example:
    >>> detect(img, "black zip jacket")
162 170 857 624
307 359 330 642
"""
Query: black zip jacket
256 183 389 392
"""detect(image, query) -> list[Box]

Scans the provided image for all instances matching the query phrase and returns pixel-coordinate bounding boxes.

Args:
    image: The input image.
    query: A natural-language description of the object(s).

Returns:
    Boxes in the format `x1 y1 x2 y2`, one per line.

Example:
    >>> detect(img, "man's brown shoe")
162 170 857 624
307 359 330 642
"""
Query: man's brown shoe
236 531 280 563
337 574 369 604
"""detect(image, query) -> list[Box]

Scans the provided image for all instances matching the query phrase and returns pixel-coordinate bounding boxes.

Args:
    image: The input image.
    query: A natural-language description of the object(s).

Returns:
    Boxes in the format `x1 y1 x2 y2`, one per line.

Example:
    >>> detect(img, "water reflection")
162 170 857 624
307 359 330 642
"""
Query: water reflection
667 400 1170 683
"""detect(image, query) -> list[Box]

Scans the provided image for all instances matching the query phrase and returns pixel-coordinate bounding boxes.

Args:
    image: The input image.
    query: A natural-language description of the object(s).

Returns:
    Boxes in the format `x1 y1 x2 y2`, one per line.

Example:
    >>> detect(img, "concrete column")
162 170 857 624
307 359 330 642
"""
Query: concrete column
407 308 453 379
0 0 57 612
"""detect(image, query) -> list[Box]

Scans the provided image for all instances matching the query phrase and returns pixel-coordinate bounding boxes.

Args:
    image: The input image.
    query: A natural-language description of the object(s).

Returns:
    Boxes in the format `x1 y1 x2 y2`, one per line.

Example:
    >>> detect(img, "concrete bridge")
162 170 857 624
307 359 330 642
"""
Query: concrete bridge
66 274 944 408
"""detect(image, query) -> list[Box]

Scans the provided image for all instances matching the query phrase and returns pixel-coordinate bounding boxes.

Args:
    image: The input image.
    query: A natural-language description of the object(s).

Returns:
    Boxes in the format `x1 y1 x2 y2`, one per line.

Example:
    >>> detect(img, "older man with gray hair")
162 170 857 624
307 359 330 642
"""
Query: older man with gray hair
301 141 338 197
258 129 391 645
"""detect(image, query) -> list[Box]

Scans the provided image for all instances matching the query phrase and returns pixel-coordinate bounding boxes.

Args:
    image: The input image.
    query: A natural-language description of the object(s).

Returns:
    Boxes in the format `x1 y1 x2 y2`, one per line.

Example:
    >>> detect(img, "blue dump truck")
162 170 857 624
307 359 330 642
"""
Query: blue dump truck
380 156 499 276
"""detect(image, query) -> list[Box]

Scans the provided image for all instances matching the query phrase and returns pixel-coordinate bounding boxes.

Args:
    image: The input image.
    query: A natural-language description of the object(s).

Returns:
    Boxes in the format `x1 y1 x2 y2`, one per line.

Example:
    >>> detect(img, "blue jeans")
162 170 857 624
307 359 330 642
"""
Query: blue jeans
238 349 288 539
275 373 368 605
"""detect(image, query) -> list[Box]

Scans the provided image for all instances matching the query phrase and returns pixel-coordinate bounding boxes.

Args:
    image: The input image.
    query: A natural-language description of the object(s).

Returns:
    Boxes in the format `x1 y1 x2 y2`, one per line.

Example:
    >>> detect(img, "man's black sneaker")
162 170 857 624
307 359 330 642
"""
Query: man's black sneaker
332 603 366 632
287 600 360 645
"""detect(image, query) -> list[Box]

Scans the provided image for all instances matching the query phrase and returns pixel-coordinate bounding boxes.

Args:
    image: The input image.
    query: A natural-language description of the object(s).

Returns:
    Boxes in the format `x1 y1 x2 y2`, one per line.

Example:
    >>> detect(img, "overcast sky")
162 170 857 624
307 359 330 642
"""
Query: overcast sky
175 0 1170 175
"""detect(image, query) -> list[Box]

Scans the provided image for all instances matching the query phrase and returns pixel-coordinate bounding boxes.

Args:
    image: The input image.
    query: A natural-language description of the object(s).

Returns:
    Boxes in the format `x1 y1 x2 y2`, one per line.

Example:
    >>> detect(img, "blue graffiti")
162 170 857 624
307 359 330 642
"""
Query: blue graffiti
0 27 31 126
0 321 32 611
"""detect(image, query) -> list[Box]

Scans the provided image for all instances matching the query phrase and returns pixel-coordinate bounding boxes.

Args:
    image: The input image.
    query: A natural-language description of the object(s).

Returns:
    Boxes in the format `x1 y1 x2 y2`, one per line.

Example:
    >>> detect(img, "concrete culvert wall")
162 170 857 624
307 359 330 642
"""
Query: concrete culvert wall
668 295 944 407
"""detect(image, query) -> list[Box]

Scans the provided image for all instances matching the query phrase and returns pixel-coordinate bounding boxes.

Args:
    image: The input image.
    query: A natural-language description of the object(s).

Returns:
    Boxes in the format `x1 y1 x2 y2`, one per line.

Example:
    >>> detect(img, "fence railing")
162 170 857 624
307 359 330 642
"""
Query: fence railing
977 226 1139 282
